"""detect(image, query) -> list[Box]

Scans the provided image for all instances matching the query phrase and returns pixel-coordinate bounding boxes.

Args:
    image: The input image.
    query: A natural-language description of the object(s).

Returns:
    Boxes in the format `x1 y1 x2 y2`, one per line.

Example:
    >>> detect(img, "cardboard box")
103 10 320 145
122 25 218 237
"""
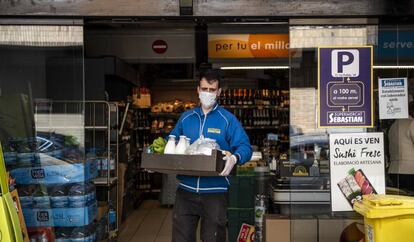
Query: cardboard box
117 163 127 227
318 217 364 242
141 149 225 176
264 215 317 242
98 202 109 221
133 94 151 108
264 215 364 242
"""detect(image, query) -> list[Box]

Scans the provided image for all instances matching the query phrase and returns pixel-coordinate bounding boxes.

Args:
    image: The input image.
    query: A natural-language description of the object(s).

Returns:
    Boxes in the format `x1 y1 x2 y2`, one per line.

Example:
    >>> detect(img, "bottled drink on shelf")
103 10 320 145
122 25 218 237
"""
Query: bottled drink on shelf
263 90 269 106
236 89 242 105
248 89 253 105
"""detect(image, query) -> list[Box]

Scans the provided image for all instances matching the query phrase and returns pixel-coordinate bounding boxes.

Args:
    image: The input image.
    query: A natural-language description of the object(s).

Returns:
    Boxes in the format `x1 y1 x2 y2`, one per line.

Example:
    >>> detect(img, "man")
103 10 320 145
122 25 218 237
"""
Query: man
169 69 252 242
388 101 414 192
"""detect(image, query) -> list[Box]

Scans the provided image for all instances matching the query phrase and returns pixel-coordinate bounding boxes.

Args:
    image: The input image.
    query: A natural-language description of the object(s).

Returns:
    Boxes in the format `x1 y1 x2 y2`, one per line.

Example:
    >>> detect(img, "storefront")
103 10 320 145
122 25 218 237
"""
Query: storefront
0 2 414 241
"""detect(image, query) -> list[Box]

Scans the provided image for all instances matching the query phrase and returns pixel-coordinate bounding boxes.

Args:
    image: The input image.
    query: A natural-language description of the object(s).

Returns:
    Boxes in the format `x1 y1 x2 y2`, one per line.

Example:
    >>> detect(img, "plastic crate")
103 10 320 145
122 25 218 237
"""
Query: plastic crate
228 175 256 208
227 208 255 242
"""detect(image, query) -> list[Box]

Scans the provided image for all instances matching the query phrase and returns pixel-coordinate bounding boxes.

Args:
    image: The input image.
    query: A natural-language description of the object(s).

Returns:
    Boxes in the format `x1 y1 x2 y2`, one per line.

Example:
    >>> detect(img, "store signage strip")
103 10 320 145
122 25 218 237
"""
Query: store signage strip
208 34 289 59
318 46 373 128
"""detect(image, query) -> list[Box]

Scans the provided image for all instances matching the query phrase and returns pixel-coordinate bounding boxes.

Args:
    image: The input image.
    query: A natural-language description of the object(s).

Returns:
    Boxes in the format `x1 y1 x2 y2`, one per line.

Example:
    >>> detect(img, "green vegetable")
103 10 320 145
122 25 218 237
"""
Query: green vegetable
150 137 167 154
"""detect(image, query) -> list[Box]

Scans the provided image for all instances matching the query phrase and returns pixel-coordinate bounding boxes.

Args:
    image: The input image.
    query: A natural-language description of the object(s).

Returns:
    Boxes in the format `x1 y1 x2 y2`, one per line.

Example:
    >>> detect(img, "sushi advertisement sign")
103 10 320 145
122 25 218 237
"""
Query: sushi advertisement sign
329 132 385 212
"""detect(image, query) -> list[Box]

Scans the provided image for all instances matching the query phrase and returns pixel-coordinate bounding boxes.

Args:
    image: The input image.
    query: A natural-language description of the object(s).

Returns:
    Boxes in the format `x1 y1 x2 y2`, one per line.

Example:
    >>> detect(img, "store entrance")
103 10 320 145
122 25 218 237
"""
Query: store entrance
82 21 291 242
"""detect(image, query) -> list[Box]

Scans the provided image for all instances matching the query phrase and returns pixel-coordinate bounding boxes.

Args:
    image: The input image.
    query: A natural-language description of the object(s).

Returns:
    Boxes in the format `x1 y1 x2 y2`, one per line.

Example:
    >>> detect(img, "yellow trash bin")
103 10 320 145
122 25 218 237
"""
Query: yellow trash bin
354 194 414 242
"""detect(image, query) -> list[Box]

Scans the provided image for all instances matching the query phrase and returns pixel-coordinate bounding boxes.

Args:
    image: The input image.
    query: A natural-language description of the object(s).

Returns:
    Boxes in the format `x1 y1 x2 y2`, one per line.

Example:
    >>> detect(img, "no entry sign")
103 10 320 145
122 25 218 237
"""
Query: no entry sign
152 40 168 54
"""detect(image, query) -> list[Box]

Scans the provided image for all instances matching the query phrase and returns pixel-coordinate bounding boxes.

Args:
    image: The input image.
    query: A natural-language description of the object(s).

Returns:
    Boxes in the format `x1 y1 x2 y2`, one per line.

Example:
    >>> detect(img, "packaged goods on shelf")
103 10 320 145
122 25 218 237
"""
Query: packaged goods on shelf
23 201 97 227
10 155 98 184
54 224 97 242
18 182 96 209
133 87 151 108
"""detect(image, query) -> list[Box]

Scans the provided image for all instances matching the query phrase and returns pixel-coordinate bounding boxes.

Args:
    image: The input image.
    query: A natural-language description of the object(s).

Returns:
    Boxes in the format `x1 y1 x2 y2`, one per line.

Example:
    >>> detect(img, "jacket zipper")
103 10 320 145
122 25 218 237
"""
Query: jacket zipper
196 177 200 193
197 112 208 193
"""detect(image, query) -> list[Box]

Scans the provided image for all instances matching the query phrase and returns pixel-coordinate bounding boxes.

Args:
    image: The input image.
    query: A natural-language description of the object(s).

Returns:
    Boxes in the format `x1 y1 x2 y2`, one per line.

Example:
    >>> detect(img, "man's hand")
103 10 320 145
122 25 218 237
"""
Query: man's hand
219 151 237 176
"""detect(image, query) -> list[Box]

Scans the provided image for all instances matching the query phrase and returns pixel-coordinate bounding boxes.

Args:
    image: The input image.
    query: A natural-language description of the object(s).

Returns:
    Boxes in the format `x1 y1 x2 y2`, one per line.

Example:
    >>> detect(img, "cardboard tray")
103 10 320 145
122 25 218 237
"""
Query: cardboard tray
141 149 225 176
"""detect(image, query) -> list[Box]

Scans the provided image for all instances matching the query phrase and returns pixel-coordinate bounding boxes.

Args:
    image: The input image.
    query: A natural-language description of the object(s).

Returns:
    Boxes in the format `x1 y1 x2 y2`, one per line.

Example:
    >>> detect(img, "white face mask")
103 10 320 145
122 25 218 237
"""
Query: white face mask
199 91 217 109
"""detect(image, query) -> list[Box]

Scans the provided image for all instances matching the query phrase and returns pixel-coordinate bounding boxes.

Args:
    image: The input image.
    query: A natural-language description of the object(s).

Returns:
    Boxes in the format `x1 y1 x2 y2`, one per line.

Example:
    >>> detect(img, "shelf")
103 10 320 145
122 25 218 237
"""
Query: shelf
149 112 181 119
151 129 173 134
93 177 118 187
130 106 151 110
244 126 280 130
133 127 151 130
222 105 289 111
85 126 109 130
111 141 127 146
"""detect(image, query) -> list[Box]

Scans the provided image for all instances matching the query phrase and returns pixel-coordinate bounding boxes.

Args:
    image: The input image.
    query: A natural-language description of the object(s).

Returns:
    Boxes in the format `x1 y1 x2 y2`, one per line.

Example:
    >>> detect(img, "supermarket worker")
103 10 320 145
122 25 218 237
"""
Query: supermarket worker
169 69 252 242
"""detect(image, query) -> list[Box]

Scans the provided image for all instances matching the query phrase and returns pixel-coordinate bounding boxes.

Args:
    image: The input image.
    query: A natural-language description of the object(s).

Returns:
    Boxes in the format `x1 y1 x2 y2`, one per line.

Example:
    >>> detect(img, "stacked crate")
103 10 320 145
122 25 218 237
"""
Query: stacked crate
227 175 256 242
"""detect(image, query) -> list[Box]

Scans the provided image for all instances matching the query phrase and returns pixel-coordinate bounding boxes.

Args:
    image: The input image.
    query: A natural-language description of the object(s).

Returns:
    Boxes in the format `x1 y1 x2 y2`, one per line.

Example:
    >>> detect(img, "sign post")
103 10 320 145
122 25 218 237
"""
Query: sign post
318 47 373 128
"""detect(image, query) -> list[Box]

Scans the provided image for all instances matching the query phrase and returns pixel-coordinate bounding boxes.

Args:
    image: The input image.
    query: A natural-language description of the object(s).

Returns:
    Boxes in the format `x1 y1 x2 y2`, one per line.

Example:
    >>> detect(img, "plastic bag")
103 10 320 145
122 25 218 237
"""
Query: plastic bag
185 137 220 155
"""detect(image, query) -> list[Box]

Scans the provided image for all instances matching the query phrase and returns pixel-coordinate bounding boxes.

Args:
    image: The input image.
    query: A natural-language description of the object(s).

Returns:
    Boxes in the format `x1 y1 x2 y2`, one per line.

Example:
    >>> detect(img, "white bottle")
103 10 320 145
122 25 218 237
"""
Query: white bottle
164 135 177 154
185 137 191 149
175 135 187 155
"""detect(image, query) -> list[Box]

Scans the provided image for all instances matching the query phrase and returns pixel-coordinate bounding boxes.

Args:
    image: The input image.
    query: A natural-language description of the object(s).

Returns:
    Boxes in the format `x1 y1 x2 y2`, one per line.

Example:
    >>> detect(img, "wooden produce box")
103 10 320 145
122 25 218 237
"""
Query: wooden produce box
264 215 317 242
141 149 226 176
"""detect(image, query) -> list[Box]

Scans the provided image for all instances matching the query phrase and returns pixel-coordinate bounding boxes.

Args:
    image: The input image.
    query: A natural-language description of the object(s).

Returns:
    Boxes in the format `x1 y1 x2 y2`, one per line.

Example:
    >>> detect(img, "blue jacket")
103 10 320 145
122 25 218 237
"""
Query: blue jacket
170 103 253 193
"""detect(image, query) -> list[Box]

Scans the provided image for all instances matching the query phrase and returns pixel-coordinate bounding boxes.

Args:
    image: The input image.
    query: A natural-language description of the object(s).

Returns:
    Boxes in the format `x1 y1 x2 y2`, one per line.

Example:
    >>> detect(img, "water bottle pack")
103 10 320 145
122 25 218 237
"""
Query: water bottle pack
4 136 65 169
10 158 98 185
55 224 97 242
18 183 96 209
23 201 97 227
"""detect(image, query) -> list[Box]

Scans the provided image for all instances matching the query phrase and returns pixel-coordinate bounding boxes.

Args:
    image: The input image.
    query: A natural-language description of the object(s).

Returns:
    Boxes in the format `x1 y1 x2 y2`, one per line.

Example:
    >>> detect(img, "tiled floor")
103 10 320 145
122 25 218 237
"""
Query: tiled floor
117 200 202 242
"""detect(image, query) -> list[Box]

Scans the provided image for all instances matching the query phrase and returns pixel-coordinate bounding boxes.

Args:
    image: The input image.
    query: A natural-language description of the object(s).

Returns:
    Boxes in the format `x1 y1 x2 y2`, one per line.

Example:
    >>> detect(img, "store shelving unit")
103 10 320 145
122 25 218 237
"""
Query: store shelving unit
35 100 120 242
84 101 119 241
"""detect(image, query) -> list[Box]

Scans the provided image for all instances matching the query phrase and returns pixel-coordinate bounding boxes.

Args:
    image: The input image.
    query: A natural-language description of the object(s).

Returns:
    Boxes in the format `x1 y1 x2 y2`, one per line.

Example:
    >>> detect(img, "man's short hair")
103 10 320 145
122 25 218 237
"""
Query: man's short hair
409 101 414 117
199 69 221 88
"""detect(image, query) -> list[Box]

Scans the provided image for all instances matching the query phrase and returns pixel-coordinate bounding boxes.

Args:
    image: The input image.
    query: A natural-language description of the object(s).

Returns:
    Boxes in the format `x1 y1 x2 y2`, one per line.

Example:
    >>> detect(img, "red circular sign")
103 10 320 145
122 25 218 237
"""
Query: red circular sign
152 40 168 54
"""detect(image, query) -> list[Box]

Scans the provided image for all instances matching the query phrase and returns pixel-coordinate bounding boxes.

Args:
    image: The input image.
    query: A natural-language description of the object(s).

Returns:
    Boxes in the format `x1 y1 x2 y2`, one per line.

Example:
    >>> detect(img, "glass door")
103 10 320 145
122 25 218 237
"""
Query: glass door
0 20 87 242
287 20 378 242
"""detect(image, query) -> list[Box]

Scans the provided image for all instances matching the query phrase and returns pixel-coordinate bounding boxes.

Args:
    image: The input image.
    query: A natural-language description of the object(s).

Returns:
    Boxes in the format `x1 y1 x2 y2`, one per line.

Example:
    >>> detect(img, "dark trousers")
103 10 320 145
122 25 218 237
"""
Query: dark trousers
389 174 414 192
172 188 227 242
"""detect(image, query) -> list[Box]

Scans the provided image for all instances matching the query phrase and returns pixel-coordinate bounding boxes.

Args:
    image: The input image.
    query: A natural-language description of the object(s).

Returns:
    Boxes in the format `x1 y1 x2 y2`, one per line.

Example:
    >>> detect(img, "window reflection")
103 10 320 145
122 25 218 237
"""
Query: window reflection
0 24 87 241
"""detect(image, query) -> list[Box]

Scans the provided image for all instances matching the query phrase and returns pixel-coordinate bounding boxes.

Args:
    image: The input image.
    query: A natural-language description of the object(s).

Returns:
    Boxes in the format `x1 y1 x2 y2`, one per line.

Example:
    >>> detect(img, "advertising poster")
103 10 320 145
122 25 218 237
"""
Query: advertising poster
378 77 409 119
329 132 385 212
318 47 373 128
